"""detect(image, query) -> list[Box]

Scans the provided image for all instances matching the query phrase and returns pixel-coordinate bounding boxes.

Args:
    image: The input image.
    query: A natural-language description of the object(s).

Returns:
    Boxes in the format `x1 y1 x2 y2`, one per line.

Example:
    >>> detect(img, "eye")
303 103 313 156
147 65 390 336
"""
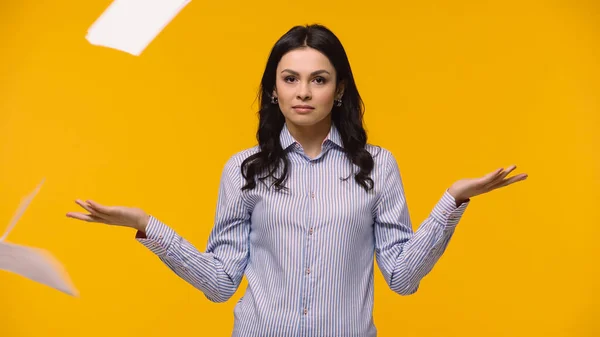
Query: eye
313 77 327 85
284 76 297 83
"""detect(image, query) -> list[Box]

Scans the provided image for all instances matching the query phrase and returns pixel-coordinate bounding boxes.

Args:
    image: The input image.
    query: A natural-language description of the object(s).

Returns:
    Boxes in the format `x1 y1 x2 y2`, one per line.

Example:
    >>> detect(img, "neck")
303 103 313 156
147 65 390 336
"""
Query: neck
286 118 332 159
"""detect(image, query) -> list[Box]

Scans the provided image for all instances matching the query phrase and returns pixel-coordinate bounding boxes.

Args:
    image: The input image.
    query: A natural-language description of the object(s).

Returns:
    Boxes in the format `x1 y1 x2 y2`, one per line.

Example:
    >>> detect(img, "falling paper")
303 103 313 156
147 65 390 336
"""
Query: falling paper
0 179 78 296
0 242 79 296
0 178 45 242
86 0 192 56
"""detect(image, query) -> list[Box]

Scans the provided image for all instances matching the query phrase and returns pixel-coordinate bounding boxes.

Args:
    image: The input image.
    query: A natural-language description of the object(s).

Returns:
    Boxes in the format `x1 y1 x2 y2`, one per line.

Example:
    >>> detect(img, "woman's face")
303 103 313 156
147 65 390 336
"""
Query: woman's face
273 47 343 129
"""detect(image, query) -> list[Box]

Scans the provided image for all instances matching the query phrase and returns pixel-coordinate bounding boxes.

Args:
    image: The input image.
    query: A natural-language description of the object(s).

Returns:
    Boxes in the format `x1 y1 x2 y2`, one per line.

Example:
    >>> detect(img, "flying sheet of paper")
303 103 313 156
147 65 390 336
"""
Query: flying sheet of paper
0 178 45 242
86 0 192 56
0 179 78 296
0 242 79 296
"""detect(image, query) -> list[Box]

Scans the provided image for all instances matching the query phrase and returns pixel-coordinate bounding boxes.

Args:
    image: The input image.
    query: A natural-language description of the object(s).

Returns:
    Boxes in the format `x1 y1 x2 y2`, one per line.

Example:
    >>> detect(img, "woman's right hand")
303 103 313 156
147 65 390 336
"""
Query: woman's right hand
66 200 150 232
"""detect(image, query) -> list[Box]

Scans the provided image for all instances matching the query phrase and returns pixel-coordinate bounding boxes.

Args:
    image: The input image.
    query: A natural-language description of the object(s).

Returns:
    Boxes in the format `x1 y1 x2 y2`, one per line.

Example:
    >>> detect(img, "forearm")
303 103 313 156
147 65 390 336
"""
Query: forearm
388 218 456 295
382 190 468 295
136 216 239 302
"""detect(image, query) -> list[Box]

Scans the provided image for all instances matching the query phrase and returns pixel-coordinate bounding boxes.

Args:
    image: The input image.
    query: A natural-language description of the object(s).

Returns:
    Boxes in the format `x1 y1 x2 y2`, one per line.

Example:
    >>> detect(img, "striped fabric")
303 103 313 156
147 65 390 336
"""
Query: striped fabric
136 123 469 336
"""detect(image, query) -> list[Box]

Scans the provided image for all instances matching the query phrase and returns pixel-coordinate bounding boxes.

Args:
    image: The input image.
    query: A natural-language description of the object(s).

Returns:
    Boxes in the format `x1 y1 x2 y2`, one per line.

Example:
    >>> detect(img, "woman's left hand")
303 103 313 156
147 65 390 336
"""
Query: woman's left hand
448 165 528 205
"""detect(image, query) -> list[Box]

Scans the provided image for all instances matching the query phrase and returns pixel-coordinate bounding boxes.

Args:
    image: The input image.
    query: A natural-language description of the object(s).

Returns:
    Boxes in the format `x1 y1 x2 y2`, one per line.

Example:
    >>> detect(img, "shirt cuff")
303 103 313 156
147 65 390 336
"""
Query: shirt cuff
430 189 470 228
135 215 177 257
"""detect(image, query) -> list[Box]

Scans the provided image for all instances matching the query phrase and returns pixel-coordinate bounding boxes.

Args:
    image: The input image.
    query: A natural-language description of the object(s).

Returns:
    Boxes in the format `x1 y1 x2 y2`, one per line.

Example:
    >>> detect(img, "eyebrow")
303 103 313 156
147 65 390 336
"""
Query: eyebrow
281 69 331 76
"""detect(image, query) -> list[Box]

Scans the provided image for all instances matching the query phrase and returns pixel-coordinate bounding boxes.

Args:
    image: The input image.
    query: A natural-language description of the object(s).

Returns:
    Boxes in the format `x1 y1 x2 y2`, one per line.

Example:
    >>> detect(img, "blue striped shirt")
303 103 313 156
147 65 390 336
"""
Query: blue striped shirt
136 124 469 336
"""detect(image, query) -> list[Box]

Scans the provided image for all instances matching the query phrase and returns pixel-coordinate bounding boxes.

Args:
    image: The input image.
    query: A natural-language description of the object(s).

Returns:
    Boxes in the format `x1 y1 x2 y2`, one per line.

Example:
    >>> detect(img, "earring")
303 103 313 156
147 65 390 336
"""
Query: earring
335 99 342 107
271 96 278 104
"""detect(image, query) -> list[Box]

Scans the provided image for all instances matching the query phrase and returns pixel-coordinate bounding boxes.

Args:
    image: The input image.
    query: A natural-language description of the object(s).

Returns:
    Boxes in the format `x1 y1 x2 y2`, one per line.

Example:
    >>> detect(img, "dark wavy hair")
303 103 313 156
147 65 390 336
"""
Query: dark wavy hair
241 24 374 192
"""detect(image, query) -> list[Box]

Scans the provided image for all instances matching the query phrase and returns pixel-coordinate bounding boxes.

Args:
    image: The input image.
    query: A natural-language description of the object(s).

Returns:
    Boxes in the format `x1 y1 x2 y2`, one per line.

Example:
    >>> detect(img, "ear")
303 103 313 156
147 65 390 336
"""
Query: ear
272 87 278 98
335 82 345 99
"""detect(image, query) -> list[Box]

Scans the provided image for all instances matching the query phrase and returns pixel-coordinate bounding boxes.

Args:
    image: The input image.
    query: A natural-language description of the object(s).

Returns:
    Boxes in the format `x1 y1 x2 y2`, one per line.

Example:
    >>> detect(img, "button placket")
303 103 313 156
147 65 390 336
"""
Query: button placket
302 159 316 322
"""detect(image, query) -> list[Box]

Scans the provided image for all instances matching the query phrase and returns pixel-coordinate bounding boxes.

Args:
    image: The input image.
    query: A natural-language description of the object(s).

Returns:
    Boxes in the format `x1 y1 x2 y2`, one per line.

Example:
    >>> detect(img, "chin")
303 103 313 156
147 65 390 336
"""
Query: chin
284 111 329 127
289 118 318 126
286 116 323 127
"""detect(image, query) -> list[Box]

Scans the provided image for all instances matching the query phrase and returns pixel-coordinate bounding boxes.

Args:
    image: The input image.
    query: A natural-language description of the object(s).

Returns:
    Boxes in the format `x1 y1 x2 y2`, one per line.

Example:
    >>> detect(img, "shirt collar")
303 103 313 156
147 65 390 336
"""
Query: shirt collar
279 123 344 150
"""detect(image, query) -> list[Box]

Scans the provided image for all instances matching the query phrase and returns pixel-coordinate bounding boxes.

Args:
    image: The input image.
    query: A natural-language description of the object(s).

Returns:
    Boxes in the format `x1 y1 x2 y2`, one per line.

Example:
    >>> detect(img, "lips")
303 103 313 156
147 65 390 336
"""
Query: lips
292 105 315 114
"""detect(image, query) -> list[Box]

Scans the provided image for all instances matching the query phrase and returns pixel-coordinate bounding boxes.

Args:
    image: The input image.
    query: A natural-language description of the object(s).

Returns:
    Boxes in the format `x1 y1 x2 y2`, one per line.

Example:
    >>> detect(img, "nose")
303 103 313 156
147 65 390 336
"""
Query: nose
296 82 312 101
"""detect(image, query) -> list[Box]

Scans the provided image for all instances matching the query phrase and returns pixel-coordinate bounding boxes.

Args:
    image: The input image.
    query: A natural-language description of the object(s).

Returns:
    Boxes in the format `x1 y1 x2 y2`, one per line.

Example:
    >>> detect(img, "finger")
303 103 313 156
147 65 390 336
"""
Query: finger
485 165 517 188
498 165 517 180
86 200 114 216
481 167 504 183
66 212 107 223
75 200 109 219
75 199 96 213
492 173 528 189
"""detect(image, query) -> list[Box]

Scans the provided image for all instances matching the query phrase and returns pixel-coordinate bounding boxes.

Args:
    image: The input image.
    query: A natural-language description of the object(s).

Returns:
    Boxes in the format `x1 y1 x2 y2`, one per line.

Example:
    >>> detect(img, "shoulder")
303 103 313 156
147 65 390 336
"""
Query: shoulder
365 144 405 194
216 145 260 187
365 143 397 169
223 145 261 168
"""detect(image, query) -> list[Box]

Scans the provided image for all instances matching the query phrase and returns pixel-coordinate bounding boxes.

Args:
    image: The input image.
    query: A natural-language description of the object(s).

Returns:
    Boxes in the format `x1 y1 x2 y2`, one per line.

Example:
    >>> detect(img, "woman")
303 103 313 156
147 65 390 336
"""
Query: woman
67 24 527 336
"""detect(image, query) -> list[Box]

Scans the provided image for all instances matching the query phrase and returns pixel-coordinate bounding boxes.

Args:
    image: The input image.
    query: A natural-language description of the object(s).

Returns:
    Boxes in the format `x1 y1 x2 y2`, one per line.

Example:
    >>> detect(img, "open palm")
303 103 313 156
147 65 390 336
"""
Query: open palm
448 165 528 203
66 200 149 231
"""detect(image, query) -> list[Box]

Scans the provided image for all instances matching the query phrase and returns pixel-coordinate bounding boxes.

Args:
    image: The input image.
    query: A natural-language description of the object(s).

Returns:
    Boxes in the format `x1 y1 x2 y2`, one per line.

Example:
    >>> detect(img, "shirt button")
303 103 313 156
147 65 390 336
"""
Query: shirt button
303 308 308 315
310 192 315 199
309 228 313 235
306 267 311 274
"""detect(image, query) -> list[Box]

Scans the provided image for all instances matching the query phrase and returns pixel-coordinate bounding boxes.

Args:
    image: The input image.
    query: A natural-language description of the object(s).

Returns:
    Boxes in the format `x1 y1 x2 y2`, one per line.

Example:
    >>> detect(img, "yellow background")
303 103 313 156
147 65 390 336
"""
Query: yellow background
1 0 598 336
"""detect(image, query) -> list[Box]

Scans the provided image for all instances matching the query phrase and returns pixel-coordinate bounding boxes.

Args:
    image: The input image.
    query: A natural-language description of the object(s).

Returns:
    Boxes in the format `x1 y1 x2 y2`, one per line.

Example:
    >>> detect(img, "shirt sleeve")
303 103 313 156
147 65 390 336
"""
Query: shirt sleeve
135 156 251 303
374 151 469 295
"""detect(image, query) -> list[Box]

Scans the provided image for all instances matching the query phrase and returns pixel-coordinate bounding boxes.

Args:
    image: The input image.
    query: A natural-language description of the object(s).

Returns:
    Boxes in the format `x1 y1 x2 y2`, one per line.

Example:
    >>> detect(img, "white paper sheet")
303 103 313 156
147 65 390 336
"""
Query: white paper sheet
0 179 78 296
86 0 192 56
0 242 79 296
0 178 44 242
